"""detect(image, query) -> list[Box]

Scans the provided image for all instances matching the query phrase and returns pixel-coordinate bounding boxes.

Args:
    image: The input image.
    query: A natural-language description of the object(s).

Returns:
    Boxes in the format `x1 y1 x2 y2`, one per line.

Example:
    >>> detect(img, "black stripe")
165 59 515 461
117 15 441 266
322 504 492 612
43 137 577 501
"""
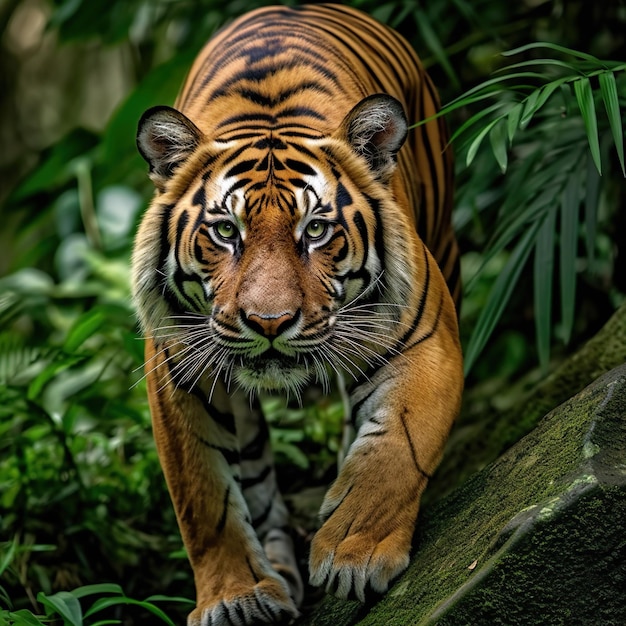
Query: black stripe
288 141 318 159
335 182 352 210
225 159 258 178
195 434 239 466
240 419 269 461
155 205 187 316
394 243 431 349
406 291 444 349
216 486 230 533
221 143 253 165
233 602 247 625
352 211 368 265
321 485 353 523
278 106 326 121
192 185 205 208
172 210 206 312
350 386 378 426
360 430 387 438
217 113 277 129
251 493 275 529
399 408 432 479
241 465 272 490
246 556 261 583
285 158 317 176
279 130 323 139
367 194 387 295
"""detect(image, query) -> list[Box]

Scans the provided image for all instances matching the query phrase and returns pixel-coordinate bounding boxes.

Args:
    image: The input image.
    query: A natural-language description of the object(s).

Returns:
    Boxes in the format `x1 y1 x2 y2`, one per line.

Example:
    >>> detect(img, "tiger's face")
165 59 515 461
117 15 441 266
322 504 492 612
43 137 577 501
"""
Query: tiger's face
134 96 412 396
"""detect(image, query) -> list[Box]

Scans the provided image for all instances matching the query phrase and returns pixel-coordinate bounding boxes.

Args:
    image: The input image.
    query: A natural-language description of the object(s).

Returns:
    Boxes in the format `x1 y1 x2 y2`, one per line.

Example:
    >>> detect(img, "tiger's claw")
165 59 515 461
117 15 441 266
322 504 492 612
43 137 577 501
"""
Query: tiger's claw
189 579 299 626
309 523 411 602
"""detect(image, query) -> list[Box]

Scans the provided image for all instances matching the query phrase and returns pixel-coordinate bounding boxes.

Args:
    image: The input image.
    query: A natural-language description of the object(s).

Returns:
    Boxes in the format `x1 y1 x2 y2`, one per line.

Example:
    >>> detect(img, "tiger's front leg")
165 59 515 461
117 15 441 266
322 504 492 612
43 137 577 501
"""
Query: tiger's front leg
144 339 298 625
309 309 463 601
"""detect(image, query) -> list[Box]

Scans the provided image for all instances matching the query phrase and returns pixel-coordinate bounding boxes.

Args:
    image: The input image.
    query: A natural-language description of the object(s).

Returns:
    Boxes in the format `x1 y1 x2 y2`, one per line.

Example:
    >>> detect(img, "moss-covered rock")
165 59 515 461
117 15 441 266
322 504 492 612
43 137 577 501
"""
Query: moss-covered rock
432 302 626 502
302 363 626 625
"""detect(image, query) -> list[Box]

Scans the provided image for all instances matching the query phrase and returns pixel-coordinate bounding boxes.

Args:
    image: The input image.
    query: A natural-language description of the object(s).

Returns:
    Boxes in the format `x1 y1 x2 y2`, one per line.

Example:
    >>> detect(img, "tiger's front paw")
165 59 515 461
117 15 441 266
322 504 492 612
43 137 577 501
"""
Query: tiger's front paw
188 576 299 626
308 519 411 603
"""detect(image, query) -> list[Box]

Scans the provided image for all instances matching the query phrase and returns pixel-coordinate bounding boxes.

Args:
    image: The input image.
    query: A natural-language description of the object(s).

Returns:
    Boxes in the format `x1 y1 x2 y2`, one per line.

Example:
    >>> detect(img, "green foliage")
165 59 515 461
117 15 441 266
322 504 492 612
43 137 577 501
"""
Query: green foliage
0 583 194 625
0 190 191 618
447 44 626 374
263 394 344 477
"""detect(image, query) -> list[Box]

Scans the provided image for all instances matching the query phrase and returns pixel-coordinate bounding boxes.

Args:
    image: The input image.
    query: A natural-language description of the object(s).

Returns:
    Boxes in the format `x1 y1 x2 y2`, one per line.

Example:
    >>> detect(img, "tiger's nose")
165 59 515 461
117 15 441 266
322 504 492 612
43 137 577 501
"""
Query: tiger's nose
241 310 299 338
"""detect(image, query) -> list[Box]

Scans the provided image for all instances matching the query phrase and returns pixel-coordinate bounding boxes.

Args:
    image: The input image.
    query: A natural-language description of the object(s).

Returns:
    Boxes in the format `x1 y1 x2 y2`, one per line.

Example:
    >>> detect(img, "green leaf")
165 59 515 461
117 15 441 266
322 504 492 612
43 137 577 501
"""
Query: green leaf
63 309 107 353
520 78 571 130
507 102 523 142
8 129 98 202
464 153 549 293
144 595 195 606
414 7 459 89
573 77 602 174
27 355 86 400
489 119 509 173
584 152 601 272
448 101 506 144
598 71 626 176
501 42 600 63
534 209 556 372
466 119 500 167
560 174 580 345
69 584 124 599
443 71 547 110
520 89 541 130
37 591 82 626
559 82 573 116
6 609 46 625
496 58 583 74
464 220 542 374
0 541 17 577
84 597 175 625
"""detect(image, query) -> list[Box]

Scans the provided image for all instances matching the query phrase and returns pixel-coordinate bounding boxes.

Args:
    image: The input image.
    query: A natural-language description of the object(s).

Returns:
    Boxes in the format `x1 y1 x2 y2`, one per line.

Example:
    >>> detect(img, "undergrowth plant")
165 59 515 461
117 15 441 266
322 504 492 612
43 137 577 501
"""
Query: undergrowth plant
0 582 193 626
447 43 626 373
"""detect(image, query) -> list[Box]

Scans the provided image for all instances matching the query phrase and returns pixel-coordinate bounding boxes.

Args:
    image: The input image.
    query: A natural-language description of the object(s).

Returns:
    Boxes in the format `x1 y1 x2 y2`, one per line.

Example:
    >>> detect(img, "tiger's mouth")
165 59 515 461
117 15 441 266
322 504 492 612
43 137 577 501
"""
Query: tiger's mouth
234 348 313 393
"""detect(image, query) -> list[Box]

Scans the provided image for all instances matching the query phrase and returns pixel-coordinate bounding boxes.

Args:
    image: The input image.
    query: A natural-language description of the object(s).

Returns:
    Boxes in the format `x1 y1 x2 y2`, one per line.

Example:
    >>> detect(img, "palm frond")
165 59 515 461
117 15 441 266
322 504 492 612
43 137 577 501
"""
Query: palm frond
451 44 625 373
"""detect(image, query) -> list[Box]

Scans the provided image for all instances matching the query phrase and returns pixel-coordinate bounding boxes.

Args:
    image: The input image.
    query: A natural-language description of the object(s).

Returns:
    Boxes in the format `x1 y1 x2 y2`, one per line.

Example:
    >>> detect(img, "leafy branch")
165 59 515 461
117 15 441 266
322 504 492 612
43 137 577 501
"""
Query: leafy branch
446 43 625 175
432 43 626 374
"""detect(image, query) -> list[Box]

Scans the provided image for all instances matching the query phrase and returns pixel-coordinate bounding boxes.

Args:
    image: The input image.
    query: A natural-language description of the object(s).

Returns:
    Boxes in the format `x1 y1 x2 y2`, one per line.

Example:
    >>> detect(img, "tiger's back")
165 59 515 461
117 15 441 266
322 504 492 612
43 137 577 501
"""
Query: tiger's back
133 5 462 625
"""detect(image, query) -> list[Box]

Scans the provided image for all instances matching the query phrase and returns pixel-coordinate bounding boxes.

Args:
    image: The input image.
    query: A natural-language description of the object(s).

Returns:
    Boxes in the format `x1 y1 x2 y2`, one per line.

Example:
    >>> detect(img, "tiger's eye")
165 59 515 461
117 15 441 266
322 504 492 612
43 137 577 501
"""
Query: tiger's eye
305 220 327 239
215 221 237 240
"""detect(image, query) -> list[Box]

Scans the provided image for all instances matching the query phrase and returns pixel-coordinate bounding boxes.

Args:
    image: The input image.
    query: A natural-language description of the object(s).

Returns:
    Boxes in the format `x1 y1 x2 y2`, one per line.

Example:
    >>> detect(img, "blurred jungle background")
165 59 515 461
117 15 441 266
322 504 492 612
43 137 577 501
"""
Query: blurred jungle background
1 0 624 623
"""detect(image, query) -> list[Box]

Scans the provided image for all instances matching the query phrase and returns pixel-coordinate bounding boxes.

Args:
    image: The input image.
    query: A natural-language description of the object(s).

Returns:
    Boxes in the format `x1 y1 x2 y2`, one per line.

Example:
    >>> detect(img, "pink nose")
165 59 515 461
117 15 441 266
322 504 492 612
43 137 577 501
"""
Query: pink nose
242 311 297 338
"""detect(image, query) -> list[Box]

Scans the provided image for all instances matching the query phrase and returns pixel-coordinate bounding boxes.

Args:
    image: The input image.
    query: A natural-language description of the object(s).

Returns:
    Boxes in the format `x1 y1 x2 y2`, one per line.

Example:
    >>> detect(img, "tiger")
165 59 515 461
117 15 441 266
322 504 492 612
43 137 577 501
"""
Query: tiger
132 3 463 625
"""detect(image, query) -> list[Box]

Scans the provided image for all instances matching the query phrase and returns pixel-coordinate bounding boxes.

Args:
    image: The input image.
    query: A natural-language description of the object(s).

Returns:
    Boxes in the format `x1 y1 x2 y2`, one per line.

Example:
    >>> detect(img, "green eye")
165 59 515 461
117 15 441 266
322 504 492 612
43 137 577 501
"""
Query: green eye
214 221 238 240
305 220 328 240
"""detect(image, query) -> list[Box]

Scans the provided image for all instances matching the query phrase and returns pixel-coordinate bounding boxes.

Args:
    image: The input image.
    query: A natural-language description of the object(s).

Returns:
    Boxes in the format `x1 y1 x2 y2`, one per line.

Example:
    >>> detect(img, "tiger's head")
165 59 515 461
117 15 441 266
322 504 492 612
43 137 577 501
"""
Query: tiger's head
133 95 418 396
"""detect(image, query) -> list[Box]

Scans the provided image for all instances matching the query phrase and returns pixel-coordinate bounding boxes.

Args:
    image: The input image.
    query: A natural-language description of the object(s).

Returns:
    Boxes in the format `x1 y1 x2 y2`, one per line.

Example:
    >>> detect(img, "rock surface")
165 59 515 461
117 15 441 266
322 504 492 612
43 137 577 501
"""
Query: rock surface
432 302 626 502
302 363 626 626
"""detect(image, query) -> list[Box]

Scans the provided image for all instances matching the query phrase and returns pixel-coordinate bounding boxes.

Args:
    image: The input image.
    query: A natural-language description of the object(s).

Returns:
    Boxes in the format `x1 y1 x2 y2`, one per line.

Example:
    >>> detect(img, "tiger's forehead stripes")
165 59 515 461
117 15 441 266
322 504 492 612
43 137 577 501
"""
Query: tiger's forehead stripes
205 135 328 219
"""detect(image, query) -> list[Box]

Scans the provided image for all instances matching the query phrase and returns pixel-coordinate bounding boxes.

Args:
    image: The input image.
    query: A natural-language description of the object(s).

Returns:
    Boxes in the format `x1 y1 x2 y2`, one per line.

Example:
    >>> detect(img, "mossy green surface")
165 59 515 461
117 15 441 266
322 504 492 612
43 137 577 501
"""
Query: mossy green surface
432 303 626 502
303 363 626 625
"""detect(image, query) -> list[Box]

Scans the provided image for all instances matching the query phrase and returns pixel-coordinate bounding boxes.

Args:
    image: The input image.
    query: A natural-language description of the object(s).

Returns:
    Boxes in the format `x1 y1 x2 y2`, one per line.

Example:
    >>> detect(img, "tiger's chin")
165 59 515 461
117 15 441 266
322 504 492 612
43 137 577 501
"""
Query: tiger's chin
233 359 313 396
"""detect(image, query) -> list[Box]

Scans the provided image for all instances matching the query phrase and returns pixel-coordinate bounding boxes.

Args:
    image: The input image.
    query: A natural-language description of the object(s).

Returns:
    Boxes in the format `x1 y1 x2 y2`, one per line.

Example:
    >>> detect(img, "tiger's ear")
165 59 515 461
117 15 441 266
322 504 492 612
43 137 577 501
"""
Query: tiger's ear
337 94 408 182
137 106 204 191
